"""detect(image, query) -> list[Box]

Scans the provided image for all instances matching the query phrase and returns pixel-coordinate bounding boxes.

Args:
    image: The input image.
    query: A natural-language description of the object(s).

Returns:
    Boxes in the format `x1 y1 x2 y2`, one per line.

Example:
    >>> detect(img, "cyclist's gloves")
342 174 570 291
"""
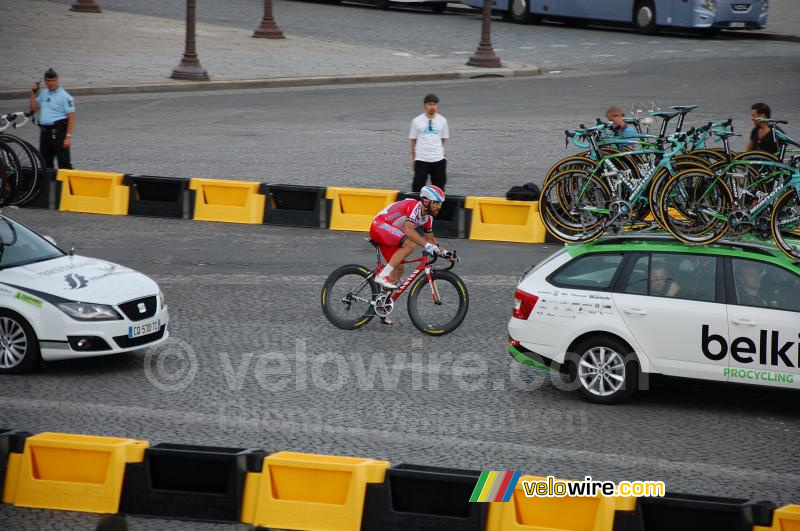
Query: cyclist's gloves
424 243 440 256
440 249 454 259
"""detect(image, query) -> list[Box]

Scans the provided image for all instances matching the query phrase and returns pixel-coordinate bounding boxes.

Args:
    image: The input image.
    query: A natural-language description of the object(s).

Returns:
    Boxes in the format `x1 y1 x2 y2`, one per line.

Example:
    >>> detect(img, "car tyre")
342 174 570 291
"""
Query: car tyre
568 336 639 404
504 0 542 24
430 3 447 14
633 0 657 34
0 309 41 374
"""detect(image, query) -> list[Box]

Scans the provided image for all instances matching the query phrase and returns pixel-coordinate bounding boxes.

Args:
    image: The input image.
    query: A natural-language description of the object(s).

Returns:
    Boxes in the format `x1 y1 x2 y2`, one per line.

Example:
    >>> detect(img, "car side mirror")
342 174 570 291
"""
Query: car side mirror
43 235 57 246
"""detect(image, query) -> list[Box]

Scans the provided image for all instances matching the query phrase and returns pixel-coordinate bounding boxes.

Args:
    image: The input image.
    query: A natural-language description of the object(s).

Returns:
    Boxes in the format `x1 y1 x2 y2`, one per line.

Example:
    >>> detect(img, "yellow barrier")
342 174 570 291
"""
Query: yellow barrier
189 178 266 224
56 169 129 215
326 187 398 232
486 475 636 531
241 451 389 530
754 505 800 531
464 197 546 244
2 432 148 513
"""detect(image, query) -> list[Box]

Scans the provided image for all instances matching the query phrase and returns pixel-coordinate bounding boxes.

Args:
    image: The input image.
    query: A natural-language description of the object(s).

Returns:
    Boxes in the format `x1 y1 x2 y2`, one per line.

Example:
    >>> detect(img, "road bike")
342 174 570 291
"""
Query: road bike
321 239 469 335
0 111 46 207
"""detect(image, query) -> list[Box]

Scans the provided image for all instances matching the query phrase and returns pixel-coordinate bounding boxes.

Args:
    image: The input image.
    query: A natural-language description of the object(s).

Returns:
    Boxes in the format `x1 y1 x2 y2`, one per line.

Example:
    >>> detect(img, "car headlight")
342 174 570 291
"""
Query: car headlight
159 290 167 309
57 302 122 321
702 0 716 11
761 0 768 12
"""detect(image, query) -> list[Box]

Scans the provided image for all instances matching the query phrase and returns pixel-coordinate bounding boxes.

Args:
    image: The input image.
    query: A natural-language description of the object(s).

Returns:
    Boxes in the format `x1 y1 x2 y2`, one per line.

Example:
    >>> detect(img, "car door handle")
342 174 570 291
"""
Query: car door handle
623 307 647 315
732 318 757 326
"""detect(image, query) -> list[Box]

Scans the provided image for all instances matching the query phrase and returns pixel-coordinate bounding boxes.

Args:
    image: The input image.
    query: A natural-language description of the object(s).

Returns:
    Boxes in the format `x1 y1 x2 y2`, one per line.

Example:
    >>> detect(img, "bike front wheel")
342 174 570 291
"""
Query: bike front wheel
407 270 469 336
321 264 378 330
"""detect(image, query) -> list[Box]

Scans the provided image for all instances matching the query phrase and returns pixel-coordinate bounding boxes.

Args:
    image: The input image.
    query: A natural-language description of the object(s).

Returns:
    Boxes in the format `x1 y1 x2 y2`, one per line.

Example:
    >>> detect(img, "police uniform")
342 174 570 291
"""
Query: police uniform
37 85 75 169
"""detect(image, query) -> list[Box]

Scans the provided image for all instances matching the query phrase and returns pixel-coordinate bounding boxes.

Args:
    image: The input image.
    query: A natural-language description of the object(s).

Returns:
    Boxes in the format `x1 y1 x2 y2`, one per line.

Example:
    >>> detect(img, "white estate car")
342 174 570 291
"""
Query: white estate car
0 214 169 373
508 234 800 404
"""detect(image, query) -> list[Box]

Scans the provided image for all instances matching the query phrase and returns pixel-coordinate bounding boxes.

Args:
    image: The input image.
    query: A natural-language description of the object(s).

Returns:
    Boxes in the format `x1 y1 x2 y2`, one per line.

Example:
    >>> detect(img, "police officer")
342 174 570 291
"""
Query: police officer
29 68 75 169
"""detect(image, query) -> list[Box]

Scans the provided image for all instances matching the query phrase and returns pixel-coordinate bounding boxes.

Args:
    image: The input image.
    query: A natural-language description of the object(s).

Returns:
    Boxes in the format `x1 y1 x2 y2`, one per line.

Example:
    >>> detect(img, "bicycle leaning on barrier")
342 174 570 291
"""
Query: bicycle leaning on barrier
0 111 47 208
321 239 469 335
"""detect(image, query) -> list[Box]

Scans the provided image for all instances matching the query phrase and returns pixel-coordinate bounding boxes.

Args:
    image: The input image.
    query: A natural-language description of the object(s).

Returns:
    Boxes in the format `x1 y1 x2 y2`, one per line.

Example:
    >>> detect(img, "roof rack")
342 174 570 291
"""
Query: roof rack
586 232 783 257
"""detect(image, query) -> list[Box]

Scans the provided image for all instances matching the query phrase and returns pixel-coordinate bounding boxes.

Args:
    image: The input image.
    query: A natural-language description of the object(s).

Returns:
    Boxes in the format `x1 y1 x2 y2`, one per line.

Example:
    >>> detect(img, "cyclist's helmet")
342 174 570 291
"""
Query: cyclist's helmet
420 185 445 203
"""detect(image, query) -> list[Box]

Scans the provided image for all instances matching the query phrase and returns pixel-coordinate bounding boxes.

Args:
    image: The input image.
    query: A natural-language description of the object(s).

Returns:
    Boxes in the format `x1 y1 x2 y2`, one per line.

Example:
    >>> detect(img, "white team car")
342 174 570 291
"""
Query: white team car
508 234 800 404
0 214 169 373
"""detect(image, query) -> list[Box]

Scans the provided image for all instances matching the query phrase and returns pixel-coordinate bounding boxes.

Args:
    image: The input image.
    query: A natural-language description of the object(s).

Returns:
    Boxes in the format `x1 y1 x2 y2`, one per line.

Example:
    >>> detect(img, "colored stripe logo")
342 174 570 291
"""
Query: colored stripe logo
469 471 521 502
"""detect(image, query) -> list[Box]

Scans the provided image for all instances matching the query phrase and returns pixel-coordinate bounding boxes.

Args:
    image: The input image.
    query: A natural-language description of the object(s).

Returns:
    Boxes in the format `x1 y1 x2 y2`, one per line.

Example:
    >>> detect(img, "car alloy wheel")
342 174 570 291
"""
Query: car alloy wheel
577 346 626 397
0 316 29 370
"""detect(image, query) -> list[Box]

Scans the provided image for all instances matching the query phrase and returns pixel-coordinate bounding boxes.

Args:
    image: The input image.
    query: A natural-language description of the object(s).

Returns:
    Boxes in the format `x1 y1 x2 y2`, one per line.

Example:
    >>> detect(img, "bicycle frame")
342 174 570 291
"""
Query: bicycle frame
371 247 442 304
695 160 800 221
576 138 685 215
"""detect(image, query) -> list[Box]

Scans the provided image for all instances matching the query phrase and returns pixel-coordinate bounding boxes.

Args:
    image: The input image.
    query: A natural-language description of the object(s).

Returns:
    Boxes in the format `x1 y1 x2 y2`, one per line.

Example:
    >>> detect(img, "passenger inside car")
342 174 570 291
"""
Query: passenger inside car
649 263 680 298
734 261 768 307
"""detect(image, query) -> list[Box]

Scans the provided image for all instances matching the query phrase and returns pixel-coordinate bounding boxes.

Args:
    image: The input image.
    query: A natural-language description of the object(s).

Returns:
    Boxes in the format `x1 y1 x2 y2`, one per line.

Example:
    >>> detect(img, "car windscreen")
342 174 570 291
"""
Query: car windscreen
0 217 64 269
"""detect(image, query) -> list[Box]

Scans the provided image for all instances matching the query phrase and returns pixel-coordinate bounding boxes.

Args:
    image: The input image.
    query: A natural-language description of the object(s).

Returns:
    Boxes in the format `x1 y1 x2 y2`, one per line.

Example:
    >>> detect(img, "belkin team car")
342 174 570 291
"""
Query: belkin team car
508 234 800 404
0 214 168 374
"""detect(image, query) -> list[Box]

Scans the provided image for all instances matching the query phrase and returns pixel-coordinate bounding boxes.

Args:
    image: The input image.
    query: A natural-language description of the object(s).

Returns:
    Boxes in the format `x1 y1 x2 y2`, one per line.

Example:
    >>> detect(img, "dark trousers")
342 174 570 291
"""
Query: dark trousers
39 120 73 170
412 159 446 192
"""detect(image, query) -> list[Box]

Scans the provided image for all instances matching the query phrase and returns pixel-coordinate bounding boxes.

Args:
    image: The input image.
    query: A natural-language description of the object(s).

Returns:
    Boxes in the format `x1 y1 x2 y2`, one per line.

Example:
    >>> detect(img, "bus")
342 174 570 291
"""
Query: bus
459 0 770 34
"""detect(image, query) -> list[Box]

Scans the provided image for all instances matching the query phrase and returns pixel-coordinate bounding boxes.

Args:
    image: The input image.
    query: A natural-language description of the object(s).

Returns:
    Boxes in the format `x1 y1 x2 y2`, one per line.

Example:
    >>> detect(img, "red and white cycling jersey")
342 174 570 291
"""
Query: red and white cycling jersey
374 199 433 233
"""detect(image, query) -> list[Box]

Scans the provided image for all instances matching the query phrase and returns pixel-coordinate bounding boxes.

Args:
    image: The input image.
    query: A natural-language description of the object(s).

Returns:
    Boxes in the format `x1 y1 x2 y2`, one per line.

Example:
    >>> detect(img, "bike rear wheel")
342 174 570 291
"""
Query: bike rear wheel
660 168 732 244
407 270 468 336
321 264 378 330
540 168 609 243
770 189 800 260
0 142 21 206
0 135 43 206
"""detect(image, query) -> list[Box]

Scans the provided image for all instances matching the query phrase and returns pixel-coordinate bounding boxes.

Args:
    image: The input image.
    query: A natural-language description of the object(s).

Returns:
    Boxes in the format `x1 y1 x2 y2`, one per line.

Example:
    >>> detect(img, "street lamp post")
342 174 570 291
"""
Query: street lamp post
171 0 209 81
253 0 285 39
467 0 502 68
70 0 101 13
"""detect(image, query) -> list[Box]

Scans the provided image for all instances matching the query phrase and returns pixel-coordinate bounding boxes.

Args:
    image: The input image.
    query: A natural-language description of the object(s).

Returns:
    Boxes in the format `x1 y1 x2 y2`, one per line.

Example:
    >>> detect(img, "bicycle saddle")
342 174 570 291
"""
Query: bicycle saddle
669 105 699 113
364 238 380 248
651 111 680 120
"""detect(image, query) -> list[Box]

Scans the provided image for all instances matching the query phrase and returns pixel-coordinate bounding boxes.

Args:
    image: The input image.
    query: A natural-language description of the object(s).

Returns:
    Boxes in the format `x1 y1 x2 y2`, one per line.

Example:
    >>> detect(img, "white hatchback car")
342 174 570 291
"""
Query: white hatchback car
0 214 169 373
508 234 800 404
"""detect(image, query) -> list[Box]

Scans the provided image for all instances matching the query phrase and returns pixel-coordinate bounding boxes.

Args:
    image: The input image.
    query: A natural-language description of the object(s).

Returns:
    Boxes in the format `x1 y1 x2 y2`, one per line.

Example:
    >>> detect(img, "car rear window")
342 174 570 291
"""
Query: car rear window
548 253 623 290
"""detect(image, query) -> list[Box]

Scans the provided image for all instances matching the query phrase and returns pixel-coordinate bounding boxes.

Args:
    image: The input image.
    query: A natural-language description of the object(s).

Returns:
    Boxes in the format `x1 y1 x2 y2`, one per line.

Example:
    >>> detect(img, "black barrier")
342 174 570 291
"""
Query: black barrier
397 193 464 239
123 175 189 218
612 493 776 531
22 168 56 209
0 429 31 500
119 443 266 522
263 183 325 227
361 464 487 531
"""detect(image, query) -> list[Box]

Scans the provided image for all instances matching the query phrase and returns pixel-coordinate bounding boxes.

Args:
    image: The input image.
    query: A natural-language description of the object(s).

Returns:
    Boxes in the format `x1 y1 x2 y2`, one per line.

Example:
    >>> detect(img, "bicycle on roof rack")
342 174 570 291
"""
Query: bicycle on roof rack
320 238 469 336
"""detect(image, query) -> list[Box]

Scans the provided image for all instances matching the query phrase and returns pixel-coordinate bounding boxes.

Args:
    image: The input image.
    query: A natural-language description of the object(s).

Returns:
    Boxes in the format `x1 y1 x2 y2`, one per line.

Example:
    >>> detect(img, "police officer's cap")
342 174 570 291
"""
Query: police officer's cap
44 68 58 79
423 93 439 103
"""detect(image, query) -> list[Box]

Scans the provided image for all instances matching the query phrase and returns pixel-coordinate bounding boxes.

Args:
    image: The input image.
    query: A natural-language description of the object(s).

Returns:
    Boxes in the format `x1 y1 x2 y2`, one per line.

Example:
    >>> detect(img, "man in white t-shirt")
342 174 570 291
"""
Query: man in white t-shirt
409 93 449 192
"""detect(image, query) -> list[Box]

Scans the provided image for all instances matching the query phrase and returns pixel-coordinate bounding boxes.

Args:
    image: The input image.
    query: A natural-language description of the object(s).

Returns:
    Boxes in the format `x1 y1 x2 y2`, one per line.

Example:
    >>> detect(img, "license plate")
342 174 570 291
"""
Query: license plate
128 319 160 338
729 22 746 28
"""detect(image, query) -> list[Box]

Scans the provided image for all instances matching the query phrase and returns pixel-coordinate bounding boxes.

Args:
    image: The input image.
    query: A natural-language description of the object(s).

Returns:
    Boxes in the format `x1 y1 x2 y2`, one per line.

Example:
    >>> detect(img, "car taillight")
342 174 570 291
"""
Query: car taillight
512 289 538 320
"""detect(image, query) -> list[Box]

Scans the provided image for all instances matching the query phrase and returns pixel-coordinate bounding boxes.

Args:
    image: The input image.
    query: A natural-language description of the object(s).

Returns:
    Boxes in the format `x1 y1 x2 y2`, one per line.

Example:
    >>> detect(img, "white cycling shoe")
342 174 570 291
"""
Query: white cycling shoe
374 275 398 290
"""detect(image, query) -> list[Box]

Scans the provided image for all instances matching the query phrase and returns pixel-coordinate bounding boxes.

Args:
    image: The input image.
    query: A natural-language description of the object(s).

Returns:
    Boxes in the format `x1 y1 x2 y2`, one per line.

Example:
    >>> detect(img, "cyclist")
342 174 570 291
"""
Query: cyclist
371 185 447 292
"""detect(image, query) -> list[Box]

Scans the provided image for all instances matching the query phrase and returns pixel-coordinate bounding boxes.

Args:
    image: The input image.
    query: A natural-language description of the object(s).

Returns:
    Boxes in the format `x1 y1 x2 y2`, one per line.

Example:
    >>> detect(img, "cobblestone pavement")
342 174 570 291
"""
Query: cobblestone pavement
0 209 798 528
3 56 799 197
